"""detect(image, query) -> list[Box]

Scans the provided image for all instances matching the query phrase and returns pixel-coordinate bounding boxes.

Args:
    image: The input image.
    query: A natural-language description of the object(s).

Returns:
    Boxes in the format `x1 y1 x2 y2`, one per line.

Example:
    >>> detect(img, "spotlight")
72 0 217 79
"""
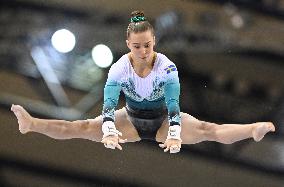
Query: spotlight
91 44 113 68
51 29 76 53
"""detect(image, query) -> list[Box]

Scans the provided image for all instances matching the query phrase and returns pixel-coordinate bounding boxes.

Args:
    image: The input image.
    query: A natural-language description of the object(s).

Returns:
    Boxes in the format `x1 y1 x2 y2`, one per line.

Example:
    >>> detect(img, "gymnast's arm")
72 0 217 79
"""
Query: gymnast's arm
100 61 128 149
164 78 181 127
159 69 182 153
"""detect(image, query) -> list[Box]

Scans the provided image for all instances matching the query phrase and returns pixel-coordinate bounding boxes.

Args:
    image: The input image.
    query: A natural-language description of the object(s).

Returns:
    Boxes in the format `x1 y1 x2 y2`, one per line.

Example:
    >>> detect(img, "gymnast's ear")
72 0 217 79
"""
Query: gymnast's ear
126 40 130 50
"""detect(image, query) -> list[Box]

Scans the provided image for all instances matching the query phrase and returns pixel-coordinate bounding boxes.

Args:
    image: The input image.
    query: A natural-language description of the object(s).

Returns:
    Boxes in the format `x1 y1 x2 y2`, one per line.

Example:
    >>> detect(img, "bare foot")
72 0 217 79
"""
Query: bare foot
252 122 275 142
11 104 33 134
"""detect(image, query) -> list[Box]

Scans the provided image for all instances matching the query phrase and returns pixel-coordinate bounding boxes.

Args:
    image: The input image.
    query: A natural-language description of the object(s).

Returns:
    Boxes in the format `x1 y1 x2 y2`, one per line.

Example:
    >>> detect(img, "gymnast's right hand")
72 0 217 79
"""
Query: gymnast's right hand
101 121 126 150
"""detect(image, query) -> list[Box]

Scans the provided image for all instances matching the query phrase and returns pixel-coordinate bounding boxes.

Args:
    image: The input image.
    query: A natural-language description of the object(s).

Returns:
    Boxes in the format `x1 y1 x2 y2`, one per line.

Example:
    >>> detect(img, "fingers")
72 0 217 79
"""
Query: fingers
101 136 127 151
102 140 116 150
164 146 170 153
170 145 180 154
163 145 180 153
159 141 181 154
103 141 116 149
119 138 127 143
104 141 122 150
159 143 171 153
116 143 122 150
117 131 122 137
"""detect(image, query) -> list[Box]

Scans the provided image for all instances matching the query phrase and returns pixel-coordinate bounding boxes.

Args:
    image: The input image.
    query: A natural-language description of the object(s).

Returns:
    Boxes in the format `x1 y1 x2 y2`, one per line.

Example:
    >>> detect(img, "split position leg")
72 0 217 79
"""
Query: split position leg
11 105 140 142
156 112 275 144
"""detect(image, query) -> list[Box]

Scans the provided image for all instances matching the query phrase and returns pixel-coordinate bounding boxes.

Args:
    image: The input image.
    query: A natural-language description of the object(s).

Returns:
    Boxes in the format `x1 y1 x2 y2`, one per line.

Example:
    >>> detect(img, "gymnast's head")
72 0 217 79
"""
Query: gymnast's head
126 10 156 61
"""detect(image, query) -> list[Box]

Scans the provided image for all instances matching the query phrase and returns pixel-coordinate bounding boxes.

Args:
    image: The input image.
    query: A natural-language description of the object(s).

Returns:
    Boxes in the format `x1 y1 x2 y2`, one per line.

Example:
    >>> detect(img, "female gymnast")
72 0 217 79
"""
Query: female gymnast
11 10 275 154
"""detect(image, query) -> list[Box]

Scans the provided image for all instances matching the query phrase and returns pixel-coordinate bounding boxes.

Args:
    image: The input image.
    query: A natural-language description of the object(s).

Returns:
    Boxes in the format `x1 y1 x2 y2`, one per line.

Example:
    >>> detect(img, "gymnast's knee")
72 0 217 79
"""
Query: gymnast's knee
198 122 218 141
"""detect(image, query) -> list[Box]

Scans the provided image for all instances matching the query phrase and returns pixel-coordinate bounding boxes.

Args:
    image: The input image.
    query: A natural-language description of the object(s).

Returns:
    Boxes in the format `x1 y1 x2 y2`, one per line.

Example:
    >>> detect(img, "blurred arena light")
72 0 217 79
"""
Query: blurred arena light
231 14 245 28
51 29 76 53
156 11 179 30
91 44 113 68
223 3 246 29
155 11 180 42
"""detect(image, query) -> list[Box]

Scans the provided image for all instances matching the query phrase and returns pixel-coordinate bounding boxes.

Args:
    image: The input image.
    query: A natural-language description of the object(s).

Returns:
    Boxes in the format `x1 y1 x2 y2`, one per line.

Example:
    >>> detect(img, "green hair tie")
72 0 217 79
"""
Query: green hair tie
131 16 146 23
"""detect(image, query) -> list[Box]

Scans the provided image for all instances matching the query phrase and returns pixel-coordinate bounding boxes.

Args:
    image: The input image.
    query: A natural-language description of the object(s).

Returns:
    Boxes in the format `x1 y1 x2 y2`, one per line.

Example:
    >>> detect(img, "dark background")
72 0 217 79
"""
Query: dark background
0 0 284 186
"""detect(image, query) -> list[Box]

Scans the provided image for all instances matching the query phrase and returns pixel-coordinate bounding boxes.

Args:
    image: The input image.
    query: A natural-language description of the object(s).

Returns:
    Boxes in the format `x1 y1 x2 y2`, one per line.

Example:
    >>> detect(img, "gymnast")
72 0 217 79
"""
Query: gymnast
11 10 275 154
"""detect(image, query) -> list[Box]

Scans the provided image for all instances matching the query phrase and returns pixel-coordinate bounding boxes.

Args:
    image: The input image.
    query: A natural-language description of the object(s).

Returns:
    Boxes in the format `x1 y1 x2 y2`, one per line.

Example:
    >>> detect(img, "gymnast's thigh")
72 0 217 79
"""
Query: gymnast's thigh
113 107 141 142
155 112 205 144
86 107 141 142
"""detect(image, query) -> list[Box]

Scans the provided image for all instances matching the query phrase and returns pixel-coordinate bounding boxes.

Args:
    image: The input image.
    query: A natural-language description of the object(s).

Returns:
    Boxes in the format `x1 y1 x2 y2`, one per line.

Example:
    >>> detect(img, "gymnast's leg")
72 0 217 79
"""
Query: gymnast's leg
11 105 140 142
156 112 275 144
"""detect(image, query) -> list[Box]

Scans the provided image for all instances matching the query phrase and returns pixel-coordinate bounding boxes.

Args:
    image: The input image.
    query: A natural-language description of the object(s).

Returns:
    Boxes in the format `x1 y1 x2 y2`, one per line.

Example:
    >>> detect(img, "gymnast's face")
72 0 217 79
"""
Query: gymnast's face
126 30 155 64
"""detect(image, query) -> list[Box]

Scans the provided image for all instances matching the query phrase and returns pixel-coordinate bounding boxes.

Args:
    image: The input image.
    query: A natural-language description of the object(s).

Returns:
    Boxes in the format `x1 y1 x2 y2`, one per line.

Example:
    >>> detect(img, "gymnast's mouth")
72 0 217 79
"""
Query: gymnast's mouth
140 56 148 60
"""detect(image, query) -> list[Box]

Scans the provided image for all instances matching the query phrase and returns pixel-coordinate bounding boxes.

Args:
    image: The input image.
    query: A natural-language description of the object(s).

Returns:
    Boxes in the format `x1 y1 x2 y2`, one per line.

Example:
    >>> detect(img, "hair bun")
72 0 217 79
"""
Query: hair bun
130 10 147 23
131 10 144 17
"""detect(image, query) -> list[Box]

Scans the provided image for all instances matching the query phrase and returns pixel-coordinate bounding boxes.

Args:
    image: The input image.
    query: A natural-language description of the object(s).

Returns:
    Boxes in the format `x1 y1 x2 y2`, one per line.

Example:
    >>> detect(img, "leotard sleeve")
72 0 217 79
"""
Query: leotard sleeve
102 61 123 122
163 62 181 126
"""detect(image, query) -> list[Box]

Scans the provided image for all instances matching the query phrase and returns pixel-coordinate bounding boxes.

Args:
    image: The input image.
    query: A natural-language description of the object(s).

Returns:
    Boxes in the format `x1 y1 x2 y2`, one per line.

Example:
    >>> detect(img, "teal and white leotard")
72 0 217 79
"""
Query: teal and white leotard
102 53 181 126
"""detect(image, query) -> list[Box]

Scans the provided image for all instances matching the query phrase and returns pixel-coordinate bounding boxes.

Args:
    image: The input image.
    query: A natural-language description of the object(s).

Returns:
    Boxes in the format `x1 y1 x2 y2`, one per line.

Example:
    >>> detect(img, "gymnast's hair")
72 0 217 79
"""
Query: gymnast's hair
126 10 154 38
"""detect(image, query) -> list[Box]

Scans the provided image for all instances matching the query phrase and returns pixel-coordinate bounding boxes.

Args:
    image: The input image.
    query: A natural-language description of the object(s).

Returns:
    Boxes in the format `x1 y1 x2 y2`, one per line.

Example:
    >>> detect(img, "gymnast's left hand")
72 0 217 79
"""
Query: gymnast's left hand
159 139 182 154
101 121 126 150
101 135 126 150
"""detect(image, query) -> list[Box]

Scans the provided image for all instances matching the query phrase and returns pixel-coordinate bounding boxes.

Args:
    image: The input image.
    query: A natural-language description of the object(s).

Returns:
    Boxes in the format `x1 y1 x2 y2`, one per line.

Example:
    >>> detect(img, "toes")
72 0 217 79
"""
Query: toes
14 111 22 118
13 111 20 118
11 105 16 112
264 122 275 132
253 122 275 142
11 105 20 113
269 123 275 132
19 128 28 134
